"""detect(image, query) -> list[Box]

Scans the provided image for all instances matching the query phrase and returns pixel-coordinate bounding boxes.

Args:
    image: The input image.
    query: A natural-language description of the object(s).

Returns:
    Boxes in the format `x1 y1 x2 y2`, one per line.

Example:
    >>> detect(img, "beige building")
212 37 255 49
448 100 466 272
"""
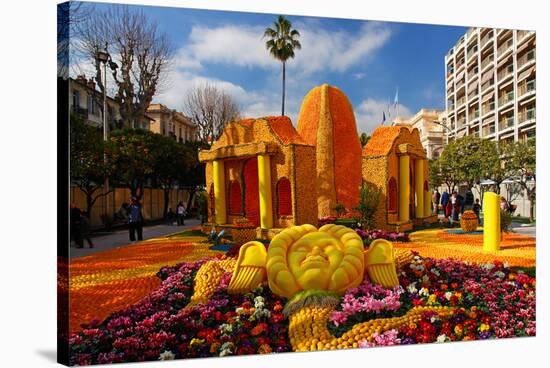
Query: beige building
69 75 153 130
445 27 535 143
392 109 446 159
147 103 197 143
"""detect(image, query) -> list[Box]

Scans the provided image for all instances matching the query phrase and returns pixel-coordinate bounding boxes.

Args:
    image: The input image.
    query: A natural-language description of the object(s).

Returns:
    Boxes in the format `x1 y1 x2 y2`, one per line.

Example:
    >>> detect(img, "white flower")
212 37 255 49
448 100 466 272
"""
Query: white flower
220 323 233 335
430 268 441 276
481 263 495 270
436 334 449 343
444 291 453 300
494 271 506 279
235 307 244 314
254 296 266 309
407 282 418 294
422 275 430 284
419 287 429 296
503 262 510 268
219 342 234 356
430 316 439 323
159 351 175 360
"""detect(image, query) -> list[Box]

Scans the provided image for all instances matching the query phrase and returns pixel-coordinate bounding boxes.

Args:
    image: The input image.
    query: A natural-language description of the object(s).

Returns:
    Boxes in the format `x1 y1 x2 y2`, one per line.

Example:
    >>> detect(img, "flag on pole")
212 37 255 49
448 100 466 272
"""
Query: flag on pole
382 111 386 125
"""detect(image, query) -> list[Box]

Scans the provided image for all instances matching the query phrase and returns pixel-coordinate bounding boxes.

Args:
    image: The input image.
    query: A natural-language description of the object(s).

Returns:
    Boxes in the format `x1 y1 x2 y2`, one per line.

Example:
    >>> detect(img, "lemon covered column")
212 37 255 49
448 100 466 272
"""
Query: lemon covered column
257 155 273 229
483 191 501 252
414 159 425 218
213 160 227 224
398 154 410 222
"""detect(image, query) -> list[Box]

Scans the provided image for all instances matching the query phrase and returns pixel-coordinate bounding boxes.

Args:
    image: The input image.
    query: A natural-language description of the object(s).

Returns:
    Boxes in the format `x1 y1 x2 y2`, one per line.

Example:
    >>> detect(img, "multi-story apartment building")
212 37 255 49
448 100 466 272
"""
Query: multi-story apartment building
147 103 197 143
392 109 446 159
69 75 152 130
445 27 535 143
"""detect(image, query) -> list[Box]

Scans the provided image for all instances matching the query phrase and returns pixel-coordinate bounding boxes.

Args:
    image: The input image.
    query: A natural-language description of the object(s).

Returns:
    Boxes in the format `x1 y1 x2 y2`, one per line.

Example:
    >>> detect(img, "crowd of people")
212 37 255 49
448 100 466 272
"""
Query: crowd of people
431 189 515 227
70 197 191 248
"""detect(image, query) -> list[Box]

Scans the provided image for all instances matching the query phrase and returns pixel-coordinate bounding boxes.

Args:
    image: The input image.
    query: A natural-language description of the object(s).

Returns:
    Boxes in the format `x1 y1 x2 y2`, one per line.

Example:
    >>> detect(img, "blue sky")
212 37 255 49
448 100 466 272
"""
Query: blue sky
85 2 467 134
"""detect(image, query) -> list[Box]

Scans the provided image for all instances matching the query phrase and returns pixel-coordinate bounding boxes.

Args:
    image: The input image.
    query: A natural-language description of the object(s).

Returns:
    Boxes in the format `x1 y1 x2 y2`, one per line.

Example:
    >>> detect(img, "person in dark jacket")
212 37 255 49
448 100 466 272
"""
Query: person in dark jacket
473 199 482 225
464 190 474 212
127 196 144 241
70 203 82 248
79 211 94 248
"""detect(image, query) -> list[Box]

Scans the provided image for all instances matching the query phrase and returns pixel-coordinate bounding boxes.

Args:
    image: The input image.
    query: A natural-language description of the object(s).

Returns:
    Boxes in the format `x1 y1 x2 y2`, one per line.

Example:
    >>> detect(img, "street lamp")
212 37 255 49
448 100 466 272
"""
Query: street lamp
97 46 111 220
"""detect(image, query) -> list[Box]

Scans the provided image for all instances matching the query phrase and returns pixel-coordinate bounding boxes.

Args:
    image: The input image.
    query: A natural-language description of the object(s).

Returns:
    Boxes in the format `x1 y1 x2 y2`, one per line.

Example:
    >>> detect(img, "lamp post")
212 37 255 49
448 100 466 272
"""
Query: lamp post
97 47 110 220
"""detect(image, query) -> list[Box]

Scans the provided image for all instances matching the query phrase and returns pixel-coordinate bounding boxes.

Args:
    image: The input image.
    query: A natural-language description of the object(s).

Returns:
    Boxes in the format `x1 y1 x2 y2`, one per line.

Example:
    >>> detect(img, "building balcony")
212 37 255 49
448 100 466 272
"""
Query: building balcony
482 124 496 137
469 110 480 120
497 64 514 84
481 55 494 71
468 89 479 101
480 32 494 50
482 102 495 116
499 116 515 131
456 96 466 109
518 108 536 125
467 28 477 40
498 91 514 107
518 49 536 70
481 80 494 93
518 79 536 99
497 38 514 59
517 30 534 44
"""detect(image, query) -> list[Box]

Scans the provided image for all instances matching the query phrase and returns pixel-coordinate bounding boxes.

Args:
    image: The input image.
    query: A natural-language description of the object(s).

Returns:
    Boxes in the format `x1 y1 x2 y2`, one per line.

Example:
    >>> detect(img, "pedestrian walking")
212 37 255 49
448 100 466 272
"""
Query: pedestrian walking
441 190 449 213
176 201 187 226
70 203 82 247
432 190 440 215
447 191 460 226
127 196 144 241
79 211 94 248
464 190 474 212
473 199 482 225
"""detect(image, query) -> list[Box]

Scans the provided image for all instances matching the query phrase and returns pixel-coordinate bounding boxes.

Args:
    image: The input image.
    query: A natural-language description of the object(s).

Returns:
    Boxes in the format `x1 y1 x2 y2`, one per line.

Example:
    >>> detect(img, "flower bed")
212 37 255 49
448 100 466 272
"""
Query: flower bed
356 228 409 245
69 246 535 364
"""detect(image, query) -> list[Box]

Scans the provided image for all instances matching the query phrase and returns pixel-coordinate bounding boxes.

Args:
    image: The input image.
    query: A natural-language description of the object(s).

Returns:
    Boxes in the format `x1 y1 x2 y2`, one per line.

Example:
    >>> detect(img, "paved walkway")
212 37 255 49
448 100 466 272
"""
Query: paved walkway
69 218 200 259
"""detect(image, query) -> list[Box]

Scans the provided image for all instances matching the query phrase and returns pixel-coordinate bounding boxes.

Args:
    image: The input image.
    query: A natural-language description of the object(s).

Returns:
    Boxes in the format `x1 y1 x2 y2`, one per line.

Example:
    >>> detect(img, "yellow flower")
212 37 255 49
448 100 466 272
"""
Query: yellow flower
478 323 490 332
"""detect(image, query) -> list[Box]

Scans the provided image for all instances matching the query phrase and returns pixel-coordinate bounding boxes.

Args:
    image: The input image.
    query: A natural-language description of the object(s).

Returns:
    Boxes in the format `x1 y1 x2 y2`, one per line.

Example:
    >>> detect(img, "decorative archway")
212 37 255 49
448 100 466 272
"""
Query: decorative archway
228 180 242 215
277 177 292 216
243 158 260 226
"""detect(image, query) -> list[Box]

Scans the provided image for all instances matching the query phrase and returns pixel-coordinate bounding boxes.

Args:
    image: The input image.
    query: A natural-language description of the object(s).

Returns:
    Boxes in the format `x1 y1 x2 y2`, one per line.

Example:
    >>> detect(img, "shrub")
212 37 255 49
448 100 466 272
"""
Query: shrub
354 182 381 230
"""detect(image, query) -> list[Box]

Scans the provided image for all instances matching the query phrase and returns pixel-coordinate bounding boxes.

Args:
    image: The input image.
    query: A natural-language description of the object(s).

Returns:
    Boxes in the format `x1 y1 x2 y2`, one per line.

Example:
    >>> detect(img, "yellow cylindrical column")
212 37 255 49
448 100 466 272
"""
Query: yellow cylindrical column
424 160 431 216
414 159 425 219
483 192 501 252
398 155 410 223
424 189 432 216
213 160 227 225
257 155 273 229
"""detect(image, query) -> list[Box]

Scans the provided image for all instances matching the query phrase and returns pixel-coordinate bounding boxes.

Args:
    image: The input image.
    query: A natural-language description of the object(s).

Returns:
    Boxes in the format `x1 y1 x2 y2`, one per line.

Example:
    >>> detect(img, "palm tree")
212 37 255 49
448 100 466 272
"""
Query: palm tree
264 15 301 116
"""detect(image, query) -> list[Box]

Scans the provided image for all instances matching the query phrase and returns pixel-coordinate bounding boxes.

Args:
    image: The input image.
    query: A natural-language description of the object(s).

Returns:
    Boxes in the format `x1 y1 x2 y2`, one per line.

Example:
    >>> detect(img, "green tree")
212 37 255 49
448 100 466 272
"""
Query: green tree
178 141 207 213
150 135 196 219
505 138 536 221
359 133 370 147
107 128 158 200
70 113 113 215
354 182 381 230
428 159 443 190
264 15 301 116
439 135 497 192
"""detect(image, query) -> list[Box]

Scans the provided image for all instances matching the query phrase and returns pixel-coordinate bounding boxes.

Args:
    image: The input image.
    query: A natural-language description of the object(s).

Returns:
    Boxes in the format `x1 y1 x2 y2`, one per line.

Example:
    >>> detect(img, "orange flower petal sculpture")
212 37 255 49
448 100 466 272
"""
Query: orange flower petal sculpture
297 84 362 216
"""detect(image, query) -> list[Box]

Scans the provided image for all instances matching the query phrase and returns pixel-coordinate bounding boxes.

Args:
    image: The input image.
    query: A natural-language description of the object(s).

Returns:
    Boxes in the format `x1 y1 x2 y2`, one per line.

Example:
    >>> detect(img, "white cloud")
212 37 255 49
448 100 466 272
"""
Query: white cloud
352 72 366 80
355 98 413 135
175 21 392 75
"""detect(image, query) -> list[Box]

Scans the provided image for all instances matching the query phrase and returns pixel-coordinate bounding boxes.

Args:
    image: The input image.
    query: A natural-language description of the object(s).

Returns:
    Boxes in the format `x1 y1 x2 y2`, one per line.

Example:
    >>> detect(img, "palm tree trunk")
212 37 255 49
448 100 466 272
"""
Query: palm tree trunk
282 61 286 116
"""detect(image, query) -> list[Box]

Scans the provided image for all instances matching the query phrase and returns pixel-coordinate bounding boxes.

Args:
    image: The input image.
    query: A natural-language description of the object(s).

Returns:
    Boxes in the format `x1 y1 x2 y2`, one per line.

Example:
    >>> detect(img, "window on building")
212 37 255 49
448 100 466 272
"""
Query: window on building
72 90 80 109
277 178 292 216
388 177 397 213
228 181 242 215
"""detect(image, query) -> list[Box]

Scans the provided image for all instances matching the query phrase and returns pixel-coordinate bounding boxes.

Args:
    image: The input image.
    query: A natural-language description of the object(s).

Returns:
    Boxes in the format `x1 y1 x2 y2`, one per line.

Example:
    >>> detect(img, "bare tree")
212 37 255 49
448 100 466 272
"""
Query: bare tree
79 5 173 128
57 2 94 78
184 84 241 146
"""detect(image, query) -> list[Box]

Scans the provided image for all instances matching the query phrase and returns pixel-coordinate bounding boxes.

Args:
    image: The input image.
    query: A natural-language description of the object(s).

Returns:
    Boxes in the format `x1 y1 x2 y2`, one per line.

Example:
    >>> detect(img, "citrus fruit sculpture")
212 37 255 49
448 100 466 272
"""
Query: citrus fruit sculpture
186 224 453 351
